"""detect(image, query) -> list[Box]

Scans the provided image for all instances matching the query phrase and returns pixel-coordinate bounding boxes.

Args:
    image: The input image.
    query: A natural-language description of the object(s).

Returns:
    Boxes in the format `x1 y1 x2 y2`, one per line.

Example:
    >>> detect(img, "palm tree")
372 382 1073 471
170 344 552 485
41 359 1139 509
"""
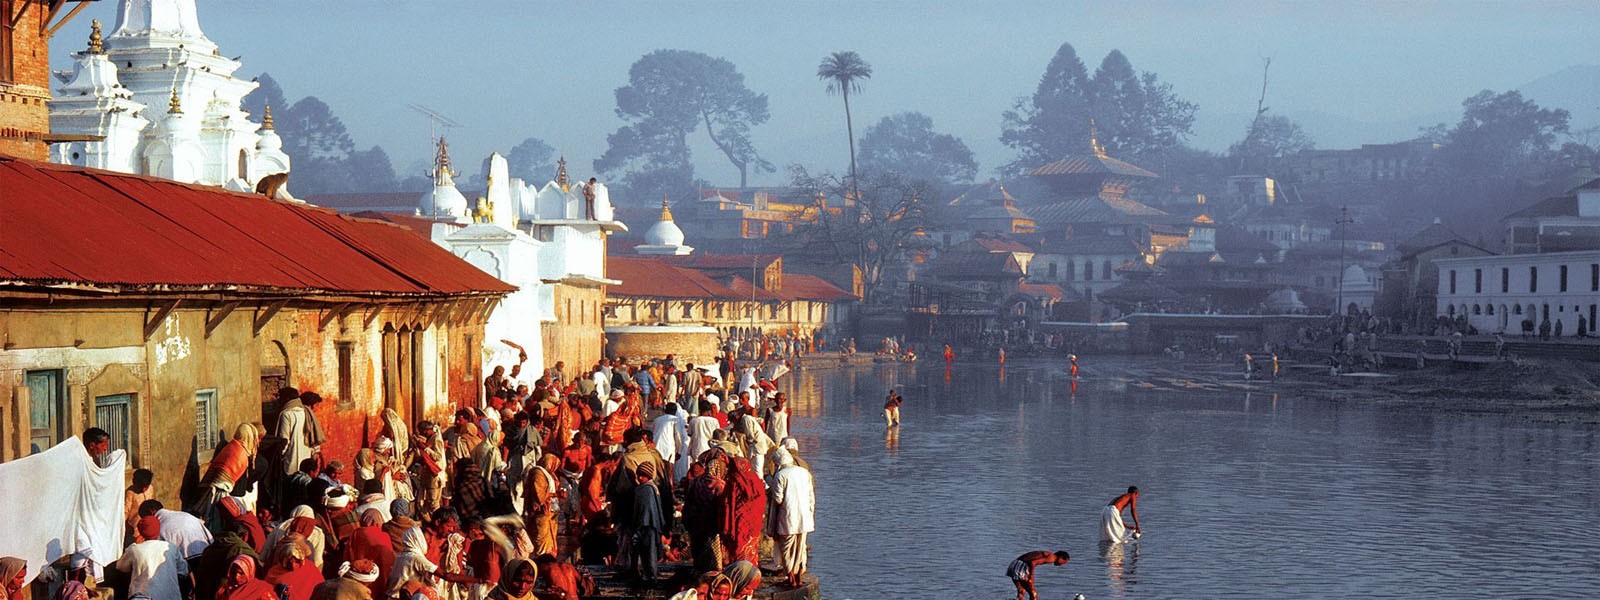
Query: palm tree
817 51 872 197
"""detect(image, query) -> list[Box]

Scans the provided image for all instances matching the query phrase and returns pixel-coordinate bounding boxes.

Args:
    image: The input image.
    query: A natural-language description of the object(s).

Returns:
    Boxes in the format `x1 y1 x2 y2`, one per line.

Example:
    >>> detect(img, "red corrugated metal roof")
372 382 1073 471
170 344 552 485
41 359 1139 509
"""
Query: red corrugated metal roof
724 276 788 302
0 157 513 297
781 273 856 301
607 256 741 299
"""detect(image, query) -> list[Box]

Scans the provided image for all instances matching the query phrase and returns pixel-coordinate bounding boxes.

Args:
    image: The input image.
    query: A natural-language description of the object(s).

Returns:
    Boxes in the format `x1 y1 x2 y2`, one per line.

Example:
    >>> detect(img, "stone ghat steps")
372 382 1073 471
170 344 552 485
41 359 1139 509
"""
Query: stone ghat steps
584 563 819 599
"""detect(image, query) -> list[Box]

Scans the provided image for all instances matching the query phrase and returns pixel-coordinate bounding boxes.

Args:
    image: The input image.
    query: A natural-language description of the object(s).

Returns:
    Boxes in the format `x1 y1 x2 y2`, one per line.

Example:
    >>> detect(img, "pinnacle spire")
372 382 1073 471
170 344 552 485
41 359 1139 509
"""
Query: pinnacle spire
556 156 570 192
261 104 274 130
167 88 183 114
87 19 103 54
430 137 458 184
659 194 674 222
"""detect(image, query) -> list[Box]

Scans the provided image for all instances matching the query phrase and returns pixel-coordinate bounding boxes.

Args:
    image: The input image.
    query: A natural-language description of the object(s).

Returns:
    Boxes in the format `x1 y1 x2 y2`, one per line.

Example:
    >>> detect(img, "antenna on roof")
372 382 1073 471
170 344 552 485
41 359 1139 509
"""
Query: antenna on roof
406 103 460 146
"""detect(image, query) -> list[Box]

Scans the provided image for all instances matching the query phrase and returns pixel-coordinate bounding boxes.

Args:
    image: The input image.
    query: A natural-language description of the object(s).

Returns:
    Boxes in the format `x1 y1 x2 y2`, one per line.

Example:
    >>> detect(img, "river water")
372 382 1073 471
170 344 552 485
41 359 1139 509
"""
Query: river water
775 358 1600 599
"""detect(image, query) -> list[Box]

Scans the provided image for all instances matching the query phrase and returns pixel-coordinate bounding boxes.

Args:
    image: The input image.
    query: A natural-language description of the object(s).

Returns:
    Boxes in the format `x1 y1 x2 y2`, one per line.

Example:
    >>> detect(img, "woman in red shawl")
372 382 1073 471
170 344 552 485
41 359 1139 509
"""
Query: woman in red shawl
217 555 275 600
342 509 395 598
264 534 324 600
720 457 766 565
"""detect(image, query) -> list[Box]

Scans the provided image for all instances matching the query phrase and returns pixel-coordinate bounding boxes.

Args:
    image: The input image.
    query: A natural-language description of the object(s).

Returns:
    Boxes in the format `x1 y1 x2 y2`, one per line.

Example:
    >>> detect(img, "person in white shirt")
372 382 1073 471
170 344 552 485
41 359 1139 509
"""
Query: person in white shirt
119 516 190 600
765 448 815 588
138 501 212 560
651 403 688 478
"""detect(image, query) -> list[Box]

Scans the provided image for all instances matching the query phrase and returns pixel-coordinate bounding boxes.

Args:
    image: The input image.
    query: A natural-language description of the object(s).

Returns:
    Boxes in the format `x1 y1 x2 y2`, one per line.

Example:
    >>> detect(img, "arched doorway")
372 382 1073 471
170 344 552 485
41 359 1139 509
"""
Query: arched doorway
260 340 290 429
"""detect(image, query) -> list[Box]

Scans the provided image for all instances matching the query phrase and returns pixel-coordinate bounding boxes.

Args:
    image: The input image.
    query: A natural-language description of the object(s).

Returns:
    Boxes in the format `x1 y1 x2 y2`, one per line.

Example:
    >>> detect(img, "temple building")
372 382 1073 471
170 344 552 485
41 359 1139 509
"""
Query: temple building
47 1 291 194
0 155 510 499
1 1 92 160
345 144 626 379
604 207 856 360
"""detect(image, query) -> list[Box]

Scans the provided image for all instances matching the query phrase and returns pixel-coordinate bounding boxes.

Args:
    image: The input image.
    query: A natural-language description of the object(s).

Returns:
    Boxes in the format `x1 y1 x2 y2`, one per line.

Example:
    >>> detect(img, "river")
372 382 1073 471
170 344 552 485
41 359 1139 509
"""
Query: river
775 357 1600 599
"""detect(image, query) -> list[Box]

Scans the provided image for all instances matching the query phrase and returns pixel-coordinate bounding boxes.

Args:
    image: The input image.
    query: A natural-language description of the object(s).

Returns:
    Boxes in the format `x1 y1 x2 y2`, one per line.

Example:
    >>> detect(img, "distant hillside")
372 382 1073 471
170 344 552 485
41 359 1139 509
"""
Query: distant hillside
1190 64 1600 153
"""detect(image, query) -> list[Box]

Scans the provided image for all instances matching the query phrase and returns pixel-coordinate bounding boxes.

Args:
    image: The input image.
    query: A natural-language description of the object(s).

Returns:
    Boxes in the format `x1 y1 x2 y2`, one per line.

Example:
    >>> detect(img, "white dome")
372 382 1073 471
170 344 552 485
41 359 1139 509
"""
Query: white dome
421 184 468 219
645 218 685 247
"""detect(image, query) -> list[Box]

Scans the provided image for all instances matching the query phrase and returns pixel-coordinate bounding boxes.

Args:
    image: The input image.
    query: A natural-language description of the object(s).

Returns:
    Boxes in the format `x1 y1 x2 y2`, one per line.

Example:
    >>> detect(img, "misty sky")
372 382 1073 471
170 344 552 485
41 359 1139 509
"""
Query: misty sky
50 1 1600 188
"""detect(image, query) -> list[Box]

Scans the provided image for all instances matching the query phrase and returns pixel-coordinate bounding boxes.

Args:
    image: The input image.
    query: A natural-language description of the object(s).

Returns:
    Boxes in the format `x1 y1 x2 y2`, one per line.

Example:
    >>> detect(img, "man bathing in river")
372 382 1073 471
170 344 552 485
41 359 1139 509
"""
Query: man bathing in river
1101 486 1142 543
883 389 903 427
1006 550 1069 600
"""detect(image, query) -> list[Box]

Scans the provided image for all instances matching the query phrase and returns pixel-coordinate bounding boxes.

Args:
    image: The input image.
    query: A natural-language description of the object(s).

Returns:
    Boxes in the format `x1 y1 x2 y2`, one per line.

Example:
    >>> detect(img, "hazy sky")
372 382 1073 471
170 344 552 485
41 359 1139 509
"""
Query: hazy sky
50 1 1600 188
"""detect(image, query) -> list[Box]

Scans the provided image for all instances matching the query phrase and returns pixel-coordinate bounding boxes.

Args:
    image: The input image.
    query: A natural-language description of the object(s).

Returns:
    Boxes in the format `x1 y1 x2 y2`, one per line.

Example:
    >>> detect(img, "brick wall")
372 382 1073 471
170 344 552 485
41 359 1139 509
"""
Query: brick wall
605 327 720 366
0 1 53 160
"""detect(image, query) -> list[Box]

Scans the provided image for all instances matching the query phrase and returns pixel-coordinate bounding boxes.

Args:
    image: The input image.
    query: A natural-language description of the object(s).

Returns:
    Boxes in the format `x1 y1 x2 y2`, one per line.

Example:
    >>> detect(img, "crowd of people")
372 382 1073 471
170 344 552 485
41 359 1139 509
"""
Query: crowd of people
8 351 817 600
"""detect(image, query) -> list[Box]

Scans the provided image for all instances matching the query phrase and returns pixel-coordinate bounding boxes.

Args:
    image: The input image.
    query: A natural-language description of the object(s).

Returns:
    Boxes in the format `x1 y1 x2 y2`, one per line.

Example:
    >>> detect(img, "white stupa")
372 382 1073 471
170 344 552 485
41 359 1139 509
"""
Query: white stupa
636 196 694 255
419 138 468 222
1340 264 1377 312
48 1 290 193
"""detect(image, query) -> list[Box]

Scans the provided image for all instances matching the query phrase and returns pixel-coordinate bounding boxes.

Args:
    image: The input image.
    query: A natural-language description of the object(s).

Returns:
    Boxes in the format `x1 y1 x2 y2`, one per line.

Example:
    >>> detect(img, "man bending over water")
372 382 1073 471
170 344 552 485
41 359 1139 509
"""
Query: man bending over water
1006 550 1069 600
1101 486 1141 542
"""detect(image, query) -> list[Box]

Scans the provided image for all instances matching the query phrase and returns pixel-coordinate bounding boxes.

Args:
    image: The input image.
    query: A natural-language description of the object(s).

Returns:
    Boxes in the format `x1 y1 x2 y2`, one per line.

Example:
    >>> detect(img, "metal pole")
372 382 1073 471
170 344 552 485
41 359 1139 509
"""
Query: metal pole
1337 206 1351 319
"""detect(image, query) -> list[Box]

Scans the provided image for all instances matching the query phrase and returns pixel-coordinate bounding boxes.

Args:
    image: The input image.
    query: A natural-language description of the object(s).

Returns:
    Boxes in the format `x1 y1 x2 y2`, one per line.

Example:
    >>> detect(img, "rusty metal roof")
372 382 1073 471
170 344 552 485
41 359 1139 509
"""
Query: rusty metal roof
0 157 513 298
1028 154 1158 179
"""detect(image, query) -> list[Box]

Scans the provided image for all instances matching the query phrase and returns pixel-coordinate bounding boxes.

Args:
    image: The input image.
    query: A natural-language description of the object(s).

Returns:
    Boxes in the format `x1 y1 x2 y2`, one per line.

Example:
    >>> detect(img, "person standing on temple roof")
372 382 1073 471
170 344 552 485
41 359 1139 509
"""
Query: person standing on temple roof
1005 550 1069 600
277 388 326 475
583 178 598 219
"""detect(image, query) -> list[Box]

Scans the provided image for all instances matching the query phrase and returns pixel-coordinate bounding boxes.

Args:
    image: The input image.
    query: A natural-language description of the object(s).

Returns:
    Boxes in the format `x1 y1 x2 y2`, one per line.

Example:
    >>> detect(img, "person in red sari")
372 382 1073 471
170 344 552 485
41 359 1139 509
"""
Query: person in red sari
342 510 395 598
219 497 268 554
720 457 766 565
217 555 276 600
264 534 324 600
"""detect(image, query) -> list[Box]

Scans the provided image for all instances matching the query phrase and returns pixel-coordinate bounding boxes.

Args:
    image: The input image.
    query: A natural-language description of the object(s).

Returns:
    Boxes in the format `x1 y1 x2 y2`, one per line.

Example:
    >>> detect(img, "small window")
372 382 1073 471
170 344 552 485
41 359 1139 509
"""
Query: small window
1473 304 1481 315
1530 266 1538 293
26 370 67 455
1047 263 1057 278
1486 304 1495 315
1559 264 1568 292
1448 270 1457 294
1066 261 1076 281
1474 269 1482 294
194 389 219 458
682 302 693 318
94 394 136 465
336 342 354 408
1502 267 1510 293
1591 264 1598 292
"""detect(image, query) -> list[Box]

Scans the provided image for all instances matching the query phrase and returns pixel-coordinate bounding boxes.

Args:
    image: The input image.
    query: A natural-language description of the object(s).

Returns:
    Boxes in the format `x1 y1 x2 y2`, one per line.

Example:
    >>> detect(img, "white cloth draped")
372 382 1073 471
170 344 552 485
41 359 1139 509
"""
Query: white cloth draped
0 437 125 581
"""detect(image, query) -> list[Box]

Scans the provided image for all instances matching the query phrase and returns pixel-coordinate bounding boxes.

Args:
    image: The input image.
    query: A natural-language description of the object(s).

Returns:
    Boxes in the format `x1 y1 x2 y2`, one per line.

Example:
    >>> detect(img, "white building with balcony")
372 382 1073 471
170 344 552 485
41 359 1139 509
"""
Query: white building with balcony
1434 250 1600 336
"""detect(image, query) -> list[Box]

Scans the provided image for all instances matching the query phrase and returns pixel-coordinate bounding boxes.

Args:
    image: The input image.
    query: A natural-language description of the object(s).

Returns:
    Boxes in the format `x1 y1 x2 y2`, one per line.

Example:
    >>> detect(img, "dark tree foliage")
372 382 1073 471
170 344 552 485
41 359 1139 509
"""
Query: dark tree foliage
1228 114 1314 175
241 73 403 195
346 146 398 193
1430 90 1570 179
506 137 557 183
818 51 873 189
596 50 773 200
240 73 287 124
790 167 929 305
1002 44 1196 172
858 112 978 190
1001 42 1092 173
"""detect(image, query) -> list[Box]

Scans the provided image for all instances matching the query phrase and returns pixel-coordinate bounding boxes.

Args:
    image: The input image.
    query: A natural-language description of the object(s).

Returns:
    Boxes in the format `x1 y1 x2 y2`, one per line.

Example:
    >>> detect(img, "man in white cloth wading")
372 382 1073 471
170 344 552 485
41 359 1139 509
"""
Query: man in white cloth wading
1101 486 1142 543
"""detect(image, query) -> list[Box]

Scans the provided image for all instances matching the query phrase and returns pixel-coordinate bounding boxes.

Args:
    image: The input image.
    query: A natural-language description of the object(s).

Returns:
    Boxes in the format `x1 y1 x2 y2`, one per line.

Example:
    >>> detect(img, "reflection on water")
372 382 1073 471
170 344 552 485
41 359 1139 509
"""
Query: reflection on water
780 358 1600 599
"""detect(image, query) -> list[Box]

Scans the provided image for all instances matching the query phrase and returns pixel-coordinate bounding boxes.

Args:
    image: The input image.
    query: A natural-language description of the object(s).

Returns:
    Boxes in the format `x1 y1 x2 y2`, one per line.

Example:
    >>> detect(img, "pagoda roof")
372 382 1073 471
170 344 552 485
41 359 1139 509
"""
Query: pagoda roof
1028 153 1158 179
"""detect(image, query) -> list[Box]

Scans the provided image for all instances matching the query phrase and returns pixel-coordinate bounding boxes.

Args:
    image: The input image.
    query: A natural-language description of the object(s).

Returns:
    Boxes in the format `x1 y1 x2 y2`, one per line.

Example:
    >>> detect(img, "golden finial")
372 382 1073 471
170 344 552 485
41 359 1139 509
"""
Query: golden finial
167 88 183 114
430 137 458 181
261 104 274 130
1089 118 1106 157
87 19 104 54
659 194 674 222
556 156 570 192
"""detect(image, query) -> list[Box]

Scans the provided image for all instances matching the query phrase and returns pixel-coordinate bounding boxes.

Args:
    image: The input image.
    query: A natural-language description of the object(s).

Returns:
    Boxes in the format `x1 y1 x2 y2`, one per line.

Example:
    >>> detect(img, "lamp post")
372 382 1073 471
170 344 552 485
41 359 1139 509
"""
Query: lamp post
1336 206 1353 321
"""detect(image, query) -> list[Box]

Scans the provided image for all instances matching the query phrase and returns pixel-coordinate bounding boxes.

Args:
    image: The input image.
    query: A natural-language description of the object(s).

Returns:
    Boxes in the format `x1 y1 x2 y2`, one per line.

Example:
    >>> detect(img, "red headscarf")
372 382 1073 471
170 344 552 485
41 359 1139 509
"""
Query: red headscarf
136 515 161 542
217 555 275 600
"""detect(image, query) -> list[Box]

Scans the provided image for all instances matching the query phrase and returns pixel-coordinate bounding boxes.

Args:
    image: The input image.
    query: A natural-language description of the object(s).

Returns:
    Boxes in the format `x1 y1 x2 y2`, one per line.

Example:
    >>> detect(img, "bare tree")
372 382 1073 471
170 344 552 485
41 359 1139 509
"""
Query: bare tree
790 167 928 305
